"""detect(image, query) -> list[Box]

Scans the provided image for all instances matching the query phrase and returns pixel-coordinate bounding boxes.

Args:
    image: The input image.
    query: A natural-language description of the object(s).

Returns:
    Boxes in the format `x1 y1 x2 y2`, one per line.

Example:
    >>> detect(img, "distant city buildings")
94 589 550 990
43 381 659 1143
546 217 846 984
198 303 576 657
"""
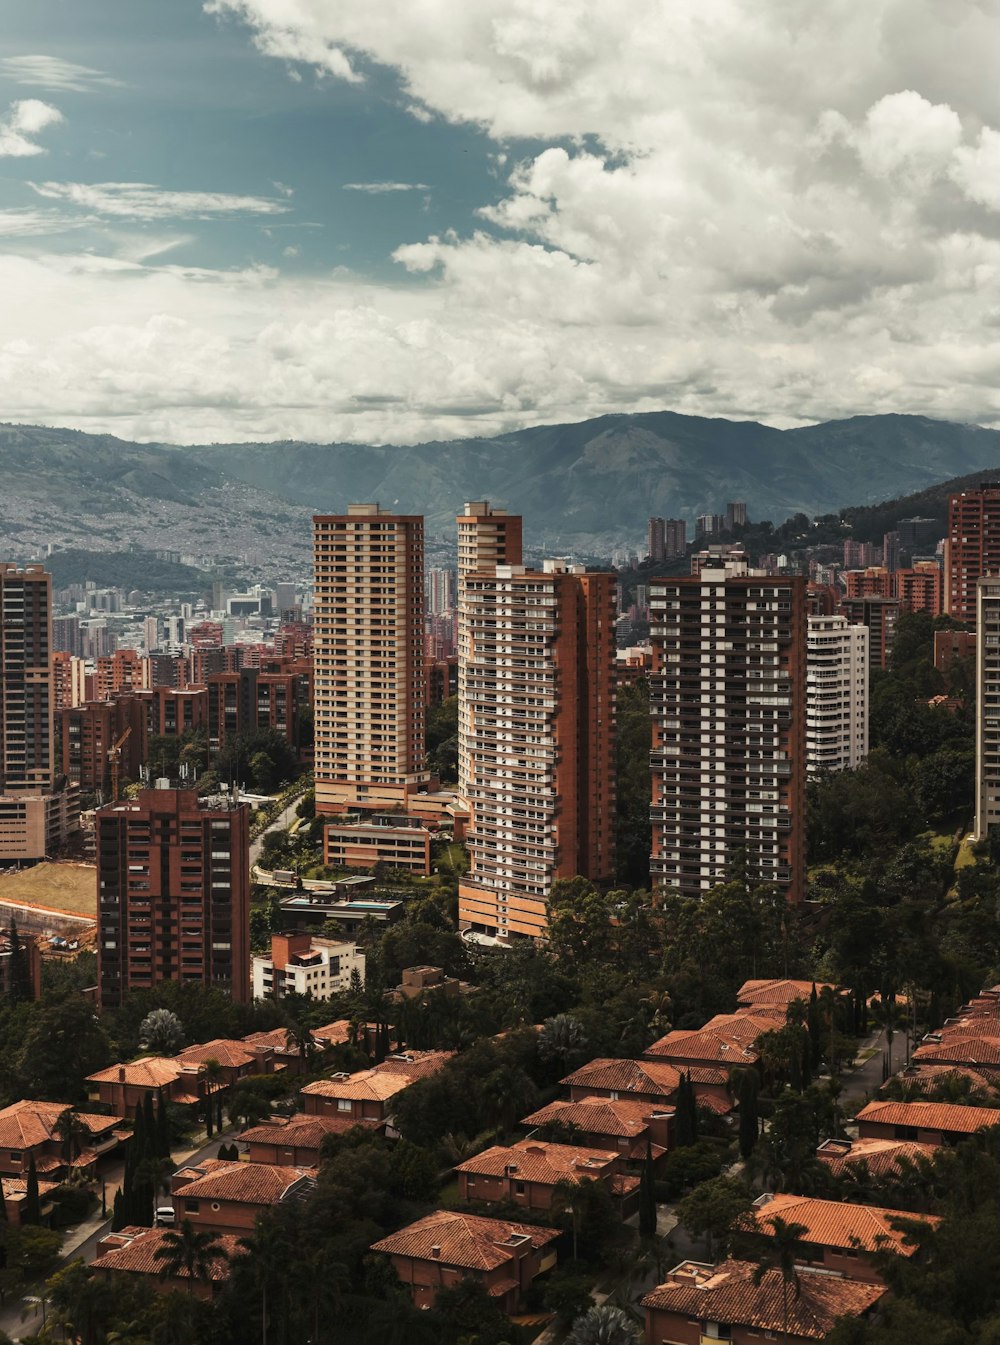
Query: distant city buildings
945 484 1000 629
806 615 868 777
646 518 686 563
975 576 1000 841
648 559 806 902
252 932 364 1001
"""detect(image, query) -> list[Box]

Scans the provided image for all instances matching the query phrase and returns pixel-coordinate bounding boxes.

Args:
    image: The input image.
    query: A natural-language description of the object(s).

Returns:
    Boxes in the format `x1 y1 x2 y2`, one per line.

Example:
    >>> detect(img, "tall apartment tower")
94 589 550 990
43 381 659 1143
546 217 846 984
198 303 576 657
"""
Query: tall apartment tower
648 560 806 902
946 485 1000 628
0 564 54 794
427 569 457 616
457 561 616 941
96 786 250 1008
456 502 524 804
806 615 868 777
975 577 1000 840
313 505 429 815
647 518 687 563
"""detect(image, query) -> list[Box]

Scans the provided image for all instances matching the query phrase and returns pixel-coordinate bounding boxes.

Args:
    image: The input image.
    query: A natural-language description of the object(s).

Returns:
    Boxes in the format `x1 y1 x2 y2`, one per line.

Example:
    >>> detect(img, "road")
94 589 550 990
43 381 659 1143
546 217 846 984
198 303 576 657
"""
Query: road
249 792 308 868
1 1125 239 1342
840 1027 888 1111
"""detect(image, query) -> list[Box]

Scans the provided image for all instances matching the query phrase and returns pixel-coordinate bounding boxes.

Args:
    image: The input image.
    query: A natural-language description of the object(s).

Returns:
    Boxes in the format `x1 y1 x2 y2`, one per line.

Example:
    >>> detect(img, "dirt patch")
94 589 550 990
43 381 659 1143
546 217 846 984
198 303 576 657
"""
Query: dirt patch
0 862 97 917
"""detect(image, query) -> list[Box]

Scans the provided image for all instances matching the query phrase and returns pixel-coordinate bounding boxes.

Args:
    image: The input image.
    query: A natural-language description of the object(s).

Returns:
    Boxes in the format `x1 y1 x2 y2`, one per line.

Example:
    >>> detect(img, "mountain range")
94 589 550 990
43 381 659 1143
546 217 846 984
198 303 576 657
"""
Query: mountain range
0 412 996 567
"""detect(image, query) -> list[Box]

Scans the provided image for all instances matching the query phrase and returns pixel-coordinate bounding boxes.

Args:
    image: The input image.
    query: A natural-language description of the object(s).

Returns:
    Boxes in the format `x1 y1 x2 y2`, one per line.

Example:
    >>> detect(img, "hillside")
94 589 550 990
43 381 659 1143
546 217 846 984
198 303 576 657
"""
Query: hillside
0 412 995 559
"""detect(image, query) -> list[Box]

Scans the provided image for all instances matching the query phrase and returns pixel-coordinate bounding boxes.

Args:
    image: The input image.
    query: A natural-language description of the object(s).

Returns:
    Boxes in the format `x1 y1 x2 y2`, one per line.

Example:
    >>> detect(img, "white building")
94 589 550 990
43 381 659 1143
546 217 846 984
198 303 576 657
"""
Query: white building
252 933 365 1002
806 614 869 777
975 577 1000 840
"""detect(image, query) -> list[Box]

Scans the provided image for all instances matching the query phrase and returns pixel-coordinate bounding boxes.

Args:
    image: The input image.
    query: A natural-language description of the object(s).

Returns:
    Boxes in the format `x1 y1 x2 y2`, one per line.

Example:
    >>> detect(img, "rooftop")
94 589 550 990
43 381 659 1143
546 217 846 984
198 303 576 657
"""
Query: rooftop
748 1193 939 1256
560 1057 683 1098
641 1259 884 1339
371 1209 559 1271
0 1099 124 1151
520 1095 672 1139
855 1099 1000 1134
456 1139 621 1185
172 1159 313 1205
91 1226 240 1283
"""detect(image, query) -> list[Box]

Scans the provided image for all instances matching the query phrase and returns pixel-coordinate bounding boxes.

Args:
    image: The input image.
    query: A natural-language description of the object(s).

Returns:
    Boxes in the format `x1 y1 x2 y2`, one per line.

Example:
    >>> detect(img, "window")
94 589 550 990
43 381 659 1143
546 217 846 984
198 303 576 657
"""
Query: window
514 1181 525 1195
337 1099 351 1112
184 1200 200 1213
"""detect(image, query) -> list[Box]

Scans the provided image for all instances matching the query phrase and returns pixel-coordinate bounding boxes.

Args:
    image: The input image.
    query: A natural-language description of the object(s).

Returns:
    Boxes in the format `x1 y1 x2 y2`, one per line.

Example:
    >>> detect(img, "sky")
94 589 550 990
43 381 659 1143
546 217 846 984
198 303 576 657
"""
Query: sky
0 0 997 446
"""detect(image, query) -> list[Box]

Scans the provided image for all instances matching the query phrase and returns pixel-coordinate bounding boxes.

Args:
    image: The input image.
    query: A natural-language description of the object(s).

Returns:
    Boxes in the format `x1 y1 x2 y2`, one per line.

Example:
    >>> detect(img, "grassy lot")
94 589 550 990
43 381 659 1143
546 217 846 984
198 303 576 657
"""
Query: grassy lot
0 861 96 915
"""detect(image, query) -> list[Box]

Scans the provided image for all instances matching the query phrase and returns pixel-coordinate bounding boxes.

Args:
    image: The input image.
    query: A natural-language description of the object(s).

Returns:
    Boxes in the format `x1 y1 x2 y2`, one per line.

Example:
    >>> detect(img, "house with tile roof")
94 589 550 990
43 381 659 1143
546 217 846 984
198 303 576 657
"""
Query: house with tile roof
645 1015 768 1073
455 1139 641 1216
91 1225 240 1300
912 1029 1000 1070
240 1112 379 1166
745 1192 939 1284
855 1098 1000 1147
519 1095 673 1166
2 1174 59 1226
170 1159 315 1235
736 978 844 1015
370 1209 560 1313
86 1056 208 1113
816 1136 938 1181
300 1051 454 1125
562 1055 734 1114
174 1039 266 1086
642 1258 885 1345
0 1100 128 1180
880 1062 1000 1104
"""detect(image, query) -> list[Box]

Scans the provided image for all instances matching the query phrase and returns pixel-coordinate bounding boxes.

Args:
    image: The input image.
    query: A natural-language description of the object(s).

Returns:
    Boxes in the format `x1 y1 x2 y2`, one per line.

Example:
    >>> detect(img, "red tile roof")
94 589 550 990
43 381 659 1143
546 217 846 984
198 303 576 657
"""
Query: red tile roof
913 1034 1000 1067
880 1064 1000 1100
311 1020 353 1046
172 1159 312 1205
736 979 840 1009
641 1259 883 1338
240 1112 378 1149
855 1099 1000 1135
301 1051 453 1104
645 1022 762 1066
748 1193 939 1256
816 1138 938 1179
456 1140 620 1185
371 1209 559 1271
91 1226 240 1283
520 1096 670 1139
87 1056 193 1089
374 1050 455 1079
560 1057 682 1098
0 1100 125 1150
175 1040 257 1071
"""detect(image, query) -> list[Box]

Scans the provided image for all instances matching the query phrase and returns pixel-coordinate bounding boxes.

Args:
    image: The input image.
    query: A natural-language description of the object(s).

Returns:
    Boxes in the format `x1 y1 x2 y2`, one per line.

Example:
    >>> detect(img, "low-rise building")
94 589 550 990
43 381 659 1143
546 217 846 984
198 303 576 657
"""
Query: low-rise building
170 1159 315 1236
854 1099 1000 1147
324 818 432 876
251 932 365 1002
746 1193 939 1285
370 1210 559 1313
519 1096 673 1165
816 1136 938 1181
300 1051 454 1126
87 1057 211 1114
91 1225 240 1300
642 1259 885 1345
240 1112 379 1166
455 1139 639 1215
0 1099 127 1179
645 1015 769 1074
2 1174 58 1225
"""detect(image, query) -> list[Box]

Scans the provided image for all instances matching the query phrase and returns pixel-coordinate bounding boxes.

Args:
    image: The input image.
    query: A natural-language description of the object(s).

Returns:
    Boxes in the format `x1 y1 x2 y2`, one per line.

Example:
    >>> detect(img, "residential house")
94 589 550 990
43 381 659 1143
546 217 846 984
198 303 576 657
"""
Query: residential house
854 1099 1000 1147
735 978 844 1018
746 1193 939 1285
642 1258 885 1345
174 1040 267 1087
644 1013 771 1074
300 1051 453 1126
170 1159 315 1236
2 1174 58 1226
86 1057 206 1114
370 1209 559 1313
880 1062 1000 1104
519 1096 673 1166
816 1137 938 1181
240 1112 378 1166
0 1100 128 1180
455 1139 640 1216
91 1226 240 1301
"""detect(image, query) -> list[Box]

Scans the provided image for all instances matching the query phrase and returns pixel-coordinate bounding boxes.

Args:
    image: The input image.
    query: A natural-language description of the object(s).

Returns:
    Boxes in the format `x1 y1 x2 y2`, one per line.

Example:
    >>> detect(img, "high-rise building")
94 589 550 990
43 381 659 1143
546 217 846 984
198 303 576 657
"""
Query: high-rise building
648 560 806 902
806 615 868 778
882 531 901 574
427 569 457 616
0 564 54 795
726 502 748 531
840 596 900 671
647 518 687 563
52 651 86 710
52 616 81 657
896 561 942 615
975 577 1000 840
844 567 892 600
96 785 250 1008
946 485 1000 628
457 561 616 941
313 505 429 814
648 517 666 563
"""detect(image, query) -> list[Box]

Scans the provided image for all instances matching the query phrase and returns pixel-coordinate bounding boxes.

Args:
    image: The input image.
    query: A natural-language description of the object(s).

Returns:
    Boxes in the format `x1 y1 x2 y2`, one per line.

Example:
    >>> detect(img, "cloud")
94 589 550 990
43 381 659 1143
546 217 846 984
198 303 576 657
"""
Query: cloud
0 55 123 93
343 181 430 194
28 181 291 220
0 208 89 238
0 99 63 157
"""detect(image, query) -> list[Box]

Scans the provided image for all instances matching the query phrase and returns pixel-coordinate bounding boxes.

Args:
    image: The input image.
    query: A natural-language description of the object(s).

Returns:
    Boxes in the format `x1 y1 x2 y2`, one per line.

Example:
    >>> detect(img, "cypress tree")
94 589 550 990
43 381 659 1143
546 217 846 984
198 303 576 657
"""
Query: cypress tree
638 1137 657 1239
675 1074 695 1147
737 1070 760 1160
111 1187 125 1232
23 1155 40 1225
7 919 30 1005
689 1072 700 1141
807 983 822 1078
142 1093 156 1153
156 1090 171 1160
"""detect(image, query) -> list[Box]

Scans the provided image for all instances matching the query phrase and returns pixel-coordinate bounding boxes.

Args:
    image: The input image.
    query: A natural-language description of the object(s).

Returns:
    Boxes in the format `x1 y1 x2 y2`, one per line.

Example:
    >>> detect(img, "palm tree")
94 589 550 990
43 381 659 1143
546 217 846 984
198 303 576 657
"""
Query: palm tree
569 1304 640 1345
199 1057 226 1138
550 1178 589 1262
153 1219 230 1283
538 1014 589 1069
54 1107 91 1173
751 1215 808 1345
284 1020 316 1071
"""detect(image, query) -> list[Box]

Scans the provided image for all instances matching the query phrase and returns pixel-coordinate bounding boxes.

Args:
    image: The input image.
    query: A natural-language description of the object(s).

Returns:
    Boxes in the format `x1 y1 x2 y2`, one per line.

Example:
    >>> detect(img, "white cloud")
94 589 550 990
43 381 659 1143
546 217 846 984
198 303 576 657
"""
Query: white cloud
951 128 1000 212
0 99 63 157
28 181 291 220
343 181 430 194
0 55 123 93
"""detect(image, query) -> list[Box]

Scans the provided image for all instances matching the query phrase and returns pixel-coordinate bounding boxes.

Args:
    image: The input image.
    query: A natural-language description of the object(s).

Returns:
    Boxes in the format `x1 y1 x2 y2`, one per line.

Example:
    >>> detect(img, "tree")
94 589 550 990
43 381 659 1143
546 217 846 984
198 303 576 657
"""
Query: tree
638 1137 658 1240
17 998 111 1103
153 1219 230 1283
674 1073 698 1147
570 1304 641 1345
6 919 31 1006
676 1175 752 1260
199 1057 226 1139
54 1108 90 1171
735 1067 760 1159
138 1008 185 1055
284 1020 317 1071
750 1216 808 1345
538 1014 590 1070
22 1155 40 1225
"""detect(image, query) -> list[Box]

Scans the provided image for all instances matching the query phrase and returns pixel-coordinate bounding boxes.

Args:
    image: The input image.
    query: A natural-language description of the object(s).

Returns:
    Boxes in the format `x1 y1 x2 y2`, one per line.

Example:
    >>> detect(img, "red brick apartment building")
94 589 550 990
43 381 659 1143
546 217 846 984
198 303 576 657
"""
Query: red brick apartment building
946 484 1000 627
96 786 250 1008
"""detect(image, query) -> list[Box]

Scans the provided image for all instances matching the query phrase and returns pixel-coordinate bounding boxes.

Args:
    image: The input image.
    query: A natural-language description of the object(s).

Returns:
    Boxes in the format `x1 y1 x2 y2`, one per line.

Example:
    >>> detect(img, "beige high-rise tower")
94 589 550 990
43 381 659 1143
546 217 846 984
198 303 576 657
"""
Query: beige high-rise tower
313 505 429 814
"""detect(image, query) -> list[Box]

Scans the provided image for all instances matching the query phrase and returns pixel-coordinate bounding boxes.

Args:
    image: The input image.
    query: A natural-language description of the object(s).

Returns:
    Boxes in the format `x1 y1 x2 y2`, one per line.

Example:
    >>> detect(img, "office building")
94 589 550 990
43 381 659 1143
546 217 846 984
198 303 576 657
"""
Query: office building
458 561 616 940
648 560 806 902
313 505 429 815
975 578 1000 840
96 785 251 1008
946 485 1000 628
806 615 868 777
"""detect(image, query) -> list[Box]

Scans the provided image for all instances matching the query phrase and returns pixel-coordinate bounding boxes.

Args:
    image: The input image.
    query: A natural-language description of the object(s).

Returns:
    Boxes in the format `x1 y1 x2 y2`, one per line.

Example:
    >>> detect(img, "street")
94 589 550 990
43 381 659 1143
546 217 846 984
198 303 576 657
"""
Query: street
249 792 307 868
